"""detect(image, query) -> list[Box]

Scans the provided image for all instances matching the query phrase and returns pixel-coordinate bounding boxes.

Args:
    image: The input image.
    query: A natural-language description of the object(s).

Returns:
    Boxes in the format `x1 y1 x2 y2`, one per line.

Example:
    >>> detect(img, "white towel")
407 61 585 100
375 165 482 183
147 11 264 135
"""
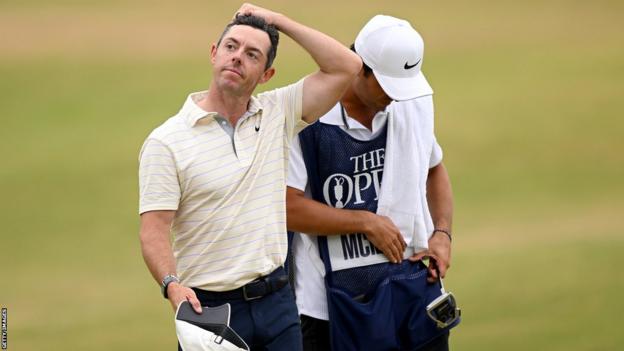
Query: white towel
377 87 439 253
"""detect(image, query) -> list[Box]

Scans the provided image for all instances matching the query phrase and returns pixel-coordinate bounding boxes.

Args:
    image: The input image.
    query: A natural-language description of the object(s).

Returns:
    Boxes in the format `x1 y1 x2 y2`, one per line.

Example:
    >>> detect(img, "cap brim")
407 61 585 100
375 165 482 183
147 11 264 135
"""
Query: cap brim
373 71 433 101
175 301 250 350
176 320 249 351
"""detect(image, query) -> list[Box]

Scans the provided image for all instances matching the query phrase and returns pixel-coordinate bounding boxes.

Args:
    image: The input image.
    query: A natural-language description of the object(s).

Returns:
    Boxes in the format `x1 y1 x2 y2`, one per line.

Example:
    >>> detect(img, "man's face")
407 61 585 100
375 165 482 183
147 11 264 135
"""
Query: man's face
354 71 393 111
211 25 275 96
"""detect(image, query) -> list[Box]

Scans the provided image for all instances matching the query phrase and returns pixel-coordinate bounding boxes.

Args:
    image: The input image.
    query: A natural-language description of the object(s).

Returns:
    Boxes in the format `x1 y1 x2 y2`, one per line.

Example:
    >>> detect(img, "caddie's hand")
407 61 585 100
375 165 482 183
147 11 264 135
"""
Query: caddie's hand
234 3 281 26
362 212 406 264
409 231 452 283
167 282 202 314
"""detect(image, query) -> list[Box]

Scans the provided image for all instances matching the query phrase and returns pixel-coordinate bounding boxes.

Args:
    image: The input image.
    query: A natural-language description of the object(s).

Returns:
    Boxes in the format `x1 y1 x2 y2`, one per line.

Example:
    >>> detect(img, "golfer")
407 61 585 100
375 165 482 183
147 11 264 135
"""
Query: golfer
138 3 361 350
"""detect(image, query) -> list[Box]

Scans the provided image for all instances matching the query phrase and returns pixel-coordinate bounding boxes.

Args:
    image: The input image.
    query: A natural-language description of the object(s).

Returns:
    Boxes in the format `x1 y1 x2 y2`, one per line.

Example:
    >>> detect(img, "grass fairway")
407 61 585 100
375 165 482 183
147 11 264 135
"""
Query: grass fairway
1 1 623 350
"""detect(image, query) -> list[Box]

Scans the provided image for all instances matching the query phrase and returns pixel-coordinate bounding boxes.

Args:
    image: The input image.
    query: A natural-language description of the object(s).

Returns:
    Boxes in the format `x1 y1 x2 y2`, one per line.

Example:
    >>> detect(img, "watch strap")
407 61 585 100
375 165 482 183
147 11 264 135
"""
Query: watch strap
161 274 180 299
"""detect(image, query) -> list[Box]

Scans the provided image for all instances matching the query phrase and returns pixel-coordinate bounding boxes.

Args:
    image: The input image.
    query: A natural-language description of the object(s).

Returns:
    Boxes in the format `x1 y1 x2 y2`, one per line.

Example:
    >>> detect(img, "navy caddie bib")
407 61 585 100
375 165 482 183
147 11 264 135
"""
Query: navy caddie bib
298 117 459 351
298 119 389 272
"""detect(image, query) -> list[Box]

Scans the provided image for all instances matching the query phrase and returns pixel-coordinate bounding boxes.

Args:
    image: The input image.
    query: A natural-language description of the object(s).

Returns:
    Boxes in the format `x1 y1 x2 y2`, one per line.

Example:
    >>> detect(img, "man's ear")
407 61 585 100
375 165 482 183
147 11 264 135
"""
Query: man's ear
258 67 276 84
210 43 217 64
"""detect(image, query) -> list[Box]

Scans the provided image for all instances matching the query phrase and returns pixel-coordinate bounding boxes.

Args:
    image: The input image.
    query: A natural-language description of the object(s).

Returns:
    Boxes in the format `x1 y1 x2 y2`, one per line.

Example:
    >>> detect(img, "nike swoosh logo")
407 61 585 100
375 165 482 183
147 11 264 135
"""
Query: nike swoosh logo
404 59 421 70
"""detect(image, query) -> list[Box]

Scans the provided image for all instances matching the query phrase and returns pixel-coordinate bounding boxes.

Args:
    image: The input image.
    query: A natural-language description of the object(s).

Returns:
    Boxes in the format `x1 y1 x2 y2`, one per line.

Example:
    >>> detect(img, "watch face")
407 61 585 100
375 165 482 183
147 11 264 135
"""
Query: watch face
162 275 179 285
162 275 179 298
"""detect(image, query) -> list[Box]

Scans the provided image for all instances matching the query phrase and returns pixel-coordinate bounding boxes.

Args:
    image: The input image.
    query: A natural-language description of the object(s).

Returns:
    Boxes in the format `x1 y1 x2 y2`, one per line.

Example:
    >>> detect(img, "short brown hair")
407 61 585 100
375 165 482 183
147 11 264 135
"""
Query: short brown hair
218 14 279 70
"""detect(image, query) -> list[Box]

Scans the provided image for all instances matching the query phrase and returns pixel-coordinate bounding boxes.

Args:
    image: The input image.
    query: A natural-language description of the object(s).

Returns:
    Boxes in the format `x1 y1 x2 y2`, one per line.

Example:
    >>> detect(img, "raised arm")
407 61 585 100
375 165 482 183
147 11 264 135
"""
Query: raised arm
235 3 362 122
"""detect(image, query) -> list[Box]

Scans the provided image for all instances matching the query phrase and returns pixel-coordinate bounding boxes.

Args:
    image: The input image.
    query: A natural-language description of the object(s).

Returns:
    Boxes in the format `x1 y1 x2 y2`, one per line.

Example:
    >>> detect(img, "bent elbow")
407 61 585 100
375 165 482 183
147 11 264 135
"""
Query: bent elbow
347 52 363 77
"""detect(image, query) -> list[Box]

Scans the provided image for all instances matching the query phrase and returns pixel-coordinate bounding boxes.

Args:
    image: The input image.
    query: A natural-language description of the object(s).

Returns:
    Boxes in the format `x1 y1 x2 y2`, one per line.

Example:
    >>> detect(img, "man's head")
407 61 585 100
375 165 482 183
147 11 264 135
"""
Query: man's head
349 43 393 111
211 14 279 96
353 15 430 101
217 14 279 70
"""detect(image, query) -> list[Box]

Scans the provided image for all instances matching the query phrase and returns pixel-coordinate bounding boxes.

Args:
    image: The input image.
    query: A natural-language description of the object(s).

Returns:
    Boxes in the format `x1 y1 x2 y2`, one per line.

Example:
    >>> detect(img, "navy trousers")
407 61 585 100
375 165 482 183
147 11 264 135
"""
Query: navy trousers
178 283 302 350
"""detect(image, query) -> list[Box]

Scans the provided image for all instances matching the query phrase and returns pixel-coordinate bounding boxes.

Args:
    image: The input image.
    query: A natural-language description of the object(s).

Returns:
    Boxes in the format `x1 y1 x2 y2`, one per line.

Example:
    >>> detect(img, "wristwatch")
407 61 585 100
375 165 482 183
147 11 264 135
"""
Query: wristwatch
161 274 180 299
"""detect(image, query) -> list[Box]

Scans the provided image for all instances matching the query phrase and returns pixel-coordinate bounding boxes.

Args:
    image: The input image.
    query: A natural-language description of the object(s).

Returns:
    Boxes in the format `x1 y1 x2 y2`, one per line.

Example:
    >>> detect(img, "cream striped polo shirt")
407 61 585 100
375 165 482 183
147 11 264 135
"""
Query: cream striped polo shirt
139 79 307 291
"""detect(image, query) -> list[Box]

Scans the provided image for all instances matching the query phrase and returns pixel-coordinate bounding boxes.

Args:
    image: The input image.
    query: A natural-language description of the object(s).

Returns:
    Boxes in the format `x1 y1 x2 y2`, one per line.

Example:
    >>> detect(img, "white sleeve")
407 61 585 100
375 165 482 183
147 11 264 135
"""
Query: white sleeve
270 78 309 141
430 136 443 167
287 135 309 192
138 138 181 214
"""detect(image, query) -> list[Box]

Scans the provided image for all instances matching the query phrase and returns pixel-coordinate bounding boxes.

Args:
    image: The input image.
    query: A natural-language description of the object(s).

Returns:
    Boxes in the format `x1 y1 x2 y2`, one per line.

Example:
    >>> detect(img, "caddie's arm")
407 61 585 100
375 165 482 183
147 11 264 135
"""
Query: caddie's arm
235 3 362 122
286 186 406 264
139 210 202 313
421 162 454 282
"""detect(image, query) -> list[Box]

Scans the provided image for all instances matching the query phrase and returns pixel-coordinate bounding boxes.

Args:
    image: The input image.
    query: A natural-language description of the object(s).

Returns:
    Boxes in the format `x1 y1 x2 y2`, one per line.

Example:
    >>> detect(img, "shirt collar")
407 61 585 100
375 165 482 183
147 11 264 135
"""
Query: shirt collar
180 91 263 128
320 104 389 131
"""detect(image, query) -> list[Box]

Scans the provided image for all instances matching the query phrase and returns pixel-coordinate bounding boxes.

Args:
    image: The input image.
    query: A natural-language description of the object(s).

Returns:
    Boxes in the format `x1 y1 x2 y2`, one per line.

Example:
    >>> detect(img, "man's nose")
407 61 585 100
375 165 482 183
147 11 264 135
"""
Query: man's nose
231 49 243 64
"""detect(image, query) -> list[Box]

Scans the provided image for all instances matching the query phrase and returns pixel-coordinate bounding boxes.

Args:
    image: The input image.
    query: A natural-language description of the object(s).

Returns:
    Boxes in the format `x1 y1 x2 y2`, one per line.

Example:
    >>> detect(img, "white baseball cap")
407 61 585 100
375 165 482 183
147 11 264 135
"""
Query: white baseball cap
175 301 249 351
354 15 432 101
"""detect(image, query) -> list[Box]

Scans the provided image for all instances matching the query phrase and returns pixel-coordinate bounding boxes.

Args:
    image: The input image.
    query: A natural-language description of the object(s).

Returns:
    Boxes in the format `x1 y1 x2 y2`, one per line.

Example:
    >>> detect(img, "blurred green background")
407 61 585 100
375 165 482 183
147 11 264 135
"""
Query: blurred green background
1 0 623 350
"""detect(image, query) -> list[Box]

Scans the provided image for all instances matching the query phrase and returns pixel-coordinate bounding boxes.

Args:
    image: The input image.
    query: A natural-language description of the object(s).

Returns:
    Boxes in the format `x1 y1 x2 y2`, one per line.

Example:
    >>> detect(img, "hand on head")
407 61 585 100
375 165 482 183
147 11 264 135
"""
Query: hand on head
234 3 280 26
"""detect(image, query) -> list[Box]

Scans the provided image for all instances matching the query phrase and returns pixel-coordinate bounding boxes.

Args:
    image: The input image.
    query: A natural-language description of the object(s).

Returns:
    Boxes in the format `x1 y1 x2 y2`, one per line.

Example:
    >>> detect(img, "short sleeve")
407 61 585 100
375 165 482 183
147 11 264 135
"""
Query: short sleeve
429 136 443 168
138 138 181 214
287 136 308 192
275 78 309 141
